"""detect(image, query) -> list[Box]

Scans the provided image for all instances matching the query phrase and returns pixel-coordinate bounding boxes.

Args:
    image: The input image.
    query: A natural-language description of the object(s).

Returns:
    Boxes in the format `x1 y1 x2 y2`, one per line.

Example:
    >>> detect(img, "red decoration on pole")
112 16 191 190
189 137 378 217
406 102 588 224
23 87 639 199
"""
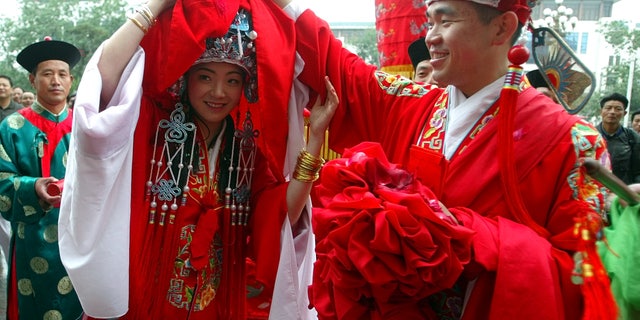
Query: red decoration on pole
375 0 428 78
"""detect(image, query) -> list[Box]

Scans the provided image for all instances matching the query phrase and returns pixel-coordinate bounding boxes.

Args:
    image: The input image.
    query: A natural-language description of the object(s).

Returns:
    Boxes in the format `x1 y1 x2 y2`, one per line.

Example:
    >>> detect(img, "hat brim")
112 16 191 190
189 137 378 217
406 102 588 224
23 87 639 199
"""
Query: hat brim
17 40 81 73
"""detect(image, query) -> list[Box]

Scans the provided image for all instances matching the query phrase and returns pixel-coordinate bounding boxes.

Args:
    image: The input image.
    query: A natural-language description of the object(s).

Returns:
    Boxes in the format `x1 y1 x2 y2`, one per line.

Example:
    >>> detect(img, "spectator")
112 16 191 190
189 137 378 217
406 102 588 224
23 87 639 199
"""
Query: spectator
0 76 24 122
19 91 35 108
630 110 640 134
526 69 559 102
596 92 640 184
408 37 437 85
66 91 76 109
0 38 83 319
11 87 23 104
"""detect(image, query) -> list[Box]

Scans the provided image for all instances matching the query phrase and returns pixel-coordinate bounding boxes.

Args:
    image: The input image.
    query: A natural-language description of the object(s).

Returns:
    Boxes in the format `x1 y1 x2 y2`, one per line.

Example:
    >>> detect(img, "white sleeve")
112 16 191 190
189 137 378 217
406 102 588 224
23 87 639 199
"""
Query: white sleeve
58 44 145 319
269 52 317 319
282 1 309 21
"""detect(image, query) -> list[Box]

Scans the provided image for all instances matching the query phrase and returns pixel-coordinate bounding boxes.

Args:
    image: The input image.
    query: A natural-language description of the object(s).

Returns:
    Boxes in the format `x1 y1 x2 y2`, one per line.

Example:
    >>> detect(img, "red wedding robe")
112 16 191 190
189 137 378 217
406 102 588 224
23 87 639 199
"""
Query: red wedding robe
117 0 295 318
294 9 609 320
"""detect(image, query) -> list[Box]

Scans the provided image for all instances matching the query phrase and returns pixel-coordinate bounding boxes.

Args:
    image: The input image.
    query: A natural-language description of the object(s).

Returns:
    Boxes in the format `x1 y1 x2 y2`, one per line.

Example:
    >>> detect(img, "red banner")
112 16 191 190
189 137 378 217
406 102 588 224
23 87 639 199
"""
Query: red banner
375 0 428 78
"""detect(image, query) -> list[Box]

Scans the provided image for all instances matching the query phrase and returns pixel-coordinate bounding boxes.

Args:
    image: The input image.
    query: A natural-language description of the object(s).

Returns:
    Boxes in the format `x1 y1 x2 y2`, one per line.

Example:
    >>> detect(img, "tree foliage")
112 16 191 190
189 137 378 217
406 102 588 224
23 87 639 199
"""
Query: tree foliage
347 28 380 67
580 20 640 124
0 0 127 92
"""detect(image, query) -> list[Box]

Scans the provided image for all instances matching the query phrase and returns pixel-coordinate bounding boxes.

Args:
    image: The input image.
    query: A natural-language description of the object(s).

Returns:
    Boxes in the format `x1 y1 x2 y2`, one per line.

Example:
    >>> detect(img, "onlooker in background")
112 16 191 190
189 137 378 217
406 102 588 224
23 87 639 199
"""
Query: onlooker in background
597 92 640 184
630 110 640 134
526 69 559 103
66 91 76 109
0 76 24 122
11 87 23 104
407 37 437 85
19 91 35 108
0 38 83 320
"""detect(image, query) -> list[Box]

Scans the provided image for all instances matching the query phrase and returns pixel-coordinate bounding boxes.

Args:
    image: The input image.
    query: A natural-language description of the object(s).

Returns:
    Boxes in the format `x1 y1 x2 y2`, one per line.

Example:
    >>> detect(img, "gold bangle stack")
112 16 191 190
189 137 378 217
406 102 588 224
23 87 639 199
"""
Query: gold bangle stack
128 4 157 35
128 16 148 34
293 150 325 183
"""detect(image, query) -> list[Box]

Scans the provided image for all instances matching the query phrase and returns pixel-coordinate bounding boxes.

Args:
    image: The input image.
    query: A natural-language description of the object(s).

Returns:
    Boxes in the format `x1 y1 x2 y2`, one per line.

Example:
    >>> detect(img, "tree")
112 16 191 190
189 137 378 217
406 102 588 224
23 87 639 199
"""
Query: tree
580 20 640 124
347 28 380 67
0 0 127 93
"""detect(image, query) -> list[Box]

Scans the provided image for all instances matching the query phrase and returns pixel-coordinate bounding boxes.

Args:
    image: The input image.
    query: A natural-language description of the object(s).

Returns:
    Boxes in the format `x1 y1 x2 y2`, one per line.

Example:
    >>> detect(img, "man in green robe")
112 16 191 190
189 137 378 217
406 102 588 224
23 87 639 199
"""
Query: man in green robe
0 38 82 320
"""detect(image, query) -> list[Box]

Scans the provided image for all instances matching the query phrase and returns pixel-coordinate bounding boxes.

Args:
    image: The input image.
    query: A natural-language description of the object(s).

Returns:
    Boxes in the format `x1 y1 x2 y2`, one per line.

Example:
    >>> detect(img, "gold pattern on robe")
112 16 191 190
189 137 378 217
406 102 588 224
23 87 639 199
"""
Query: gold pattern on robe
0 144 10 162
57 276 73 295
13 178 20 191
30 256 49 274
43 224 58 243
0 195 10 212
7 114 25 130
17 222 25 239
23 205 37 216
43 310 63 320
17 278 33 296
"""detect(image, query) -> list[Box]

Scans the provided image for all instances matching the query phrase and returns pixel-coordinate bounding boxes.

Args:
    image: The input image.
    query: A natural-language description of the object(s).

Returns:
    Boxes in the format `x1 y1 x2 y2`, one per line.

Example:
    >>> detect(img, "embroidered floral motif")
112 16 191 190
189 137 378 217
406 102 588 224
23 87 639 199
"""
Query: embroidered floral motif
168 225 223 311
568 120 609 215
374 70 432 97
418 92 448 150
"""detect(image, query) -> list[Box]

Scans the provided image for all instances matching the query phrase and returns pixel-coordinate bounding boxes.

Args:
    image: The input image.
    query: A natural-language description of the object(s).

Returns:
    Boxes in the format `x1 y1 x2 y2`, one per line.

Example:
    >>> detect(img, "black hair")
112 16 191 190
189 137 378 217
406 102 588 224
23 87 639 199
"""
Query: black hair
631 110 640 120
600 92 629 109
471 2 523 46
0 75 13 87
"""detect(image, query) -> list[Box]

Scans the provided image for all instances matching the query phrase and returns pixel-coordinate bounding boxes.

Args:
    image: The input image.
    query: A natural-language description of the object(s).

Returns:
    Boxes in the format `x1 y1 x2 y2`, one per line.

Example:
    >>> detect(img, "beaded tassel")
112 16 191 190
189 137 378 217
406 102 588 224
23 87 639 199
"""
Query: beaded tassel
146 103 197 225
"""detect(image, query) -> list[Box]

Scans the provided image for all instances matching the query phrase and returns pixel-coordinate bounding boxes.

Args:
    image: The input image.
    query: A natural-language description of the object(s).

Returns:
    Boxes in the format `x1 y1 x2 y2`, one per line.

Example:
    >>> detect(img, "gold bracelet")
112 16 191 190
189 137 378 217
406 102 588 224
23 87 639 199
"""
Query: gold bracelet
128 16 148 34
293 170 319 183
136 4 157 27
292 150 325 183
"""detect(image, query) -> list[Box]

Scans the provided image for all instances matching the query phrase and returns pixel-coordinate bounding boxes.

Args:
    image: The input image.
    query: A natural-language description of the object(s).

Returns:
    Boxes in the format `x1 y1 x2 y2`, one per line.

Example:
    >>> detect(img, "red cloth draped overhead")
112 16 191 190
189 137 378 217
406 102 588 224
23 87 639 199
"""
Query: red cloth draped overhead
375 0 428 78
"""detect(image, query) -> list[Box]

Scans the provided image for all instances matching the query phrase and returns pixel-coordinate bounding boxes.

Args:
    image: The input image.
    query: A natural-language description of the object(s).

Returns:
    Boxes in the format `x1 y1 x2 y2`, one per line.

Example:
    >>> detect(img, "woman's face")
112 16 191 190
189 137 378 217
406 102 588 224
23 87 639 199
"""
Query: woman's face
186 61 244 131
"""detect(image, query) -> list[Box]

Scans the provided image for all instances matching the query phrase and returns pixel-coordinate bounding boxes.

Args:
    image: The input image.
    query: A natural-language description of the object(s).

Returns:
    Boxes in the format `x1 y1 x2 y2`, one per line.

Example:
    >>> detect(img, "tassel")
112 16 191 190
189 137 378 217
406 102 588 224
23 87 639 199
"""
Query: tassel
497 44 549 238
573 169 618 320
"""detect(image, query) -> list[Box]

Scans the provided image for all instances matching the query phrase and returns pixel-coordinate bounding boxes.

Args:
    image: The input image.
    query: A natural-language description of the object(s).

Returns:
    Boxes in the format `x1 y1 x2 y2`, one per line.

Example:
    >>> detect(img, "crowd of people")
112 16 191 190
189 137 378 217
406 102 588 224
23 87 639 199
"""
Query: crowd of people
0 0 637 319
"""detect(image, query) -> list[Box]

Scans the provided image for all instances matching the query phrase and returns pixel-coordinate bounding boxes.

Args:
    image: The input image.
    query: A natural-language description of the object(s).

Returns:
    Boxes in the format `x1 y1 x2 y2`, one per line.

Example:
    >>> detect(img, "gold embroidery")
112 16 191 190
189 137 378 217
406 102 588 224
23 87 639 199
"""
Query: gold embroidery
57 276 74 295
17 278 33 295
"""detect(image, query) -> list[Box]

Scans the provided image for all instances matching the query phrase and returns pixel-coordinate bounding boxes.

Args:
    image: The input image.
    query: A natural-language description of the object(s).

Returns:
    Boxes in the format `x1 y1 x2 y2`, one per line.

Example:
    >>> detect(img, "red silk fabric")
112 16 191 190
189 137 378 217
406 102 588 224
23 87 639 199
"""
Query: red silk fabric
310 142 474 319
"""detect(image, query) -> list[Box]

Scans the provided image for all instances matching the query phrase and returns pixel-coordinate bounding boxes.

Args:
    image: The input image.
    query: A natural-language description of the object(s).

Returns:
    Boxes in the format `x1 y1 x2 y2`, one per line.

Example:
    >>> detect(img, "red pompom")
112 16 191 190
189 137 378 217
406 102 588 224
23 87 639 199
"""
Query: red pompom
508 45 530 65
43 36 52 41
303 108 311 118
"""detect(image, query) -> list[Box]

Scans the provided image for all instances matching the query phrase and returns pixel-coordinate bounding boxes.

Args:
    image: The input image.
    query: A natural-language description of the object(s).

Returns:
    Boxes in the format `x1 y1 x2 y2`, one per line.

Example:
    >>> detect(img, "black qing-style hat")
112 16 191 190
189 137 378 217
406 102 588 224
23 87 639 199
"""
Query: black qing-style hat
17 37 81 73
407 38 431 70
526 69 550 89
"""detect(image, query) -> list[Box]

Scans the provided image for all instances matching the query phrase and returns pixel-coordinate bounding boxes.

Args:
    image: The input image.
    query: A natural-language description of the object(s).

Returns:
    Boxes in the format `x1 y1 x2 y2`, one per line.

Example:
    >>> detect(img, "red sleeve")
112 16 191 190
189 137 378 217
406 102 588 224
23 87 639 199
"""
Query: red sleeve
295 10 413 152
455 209 574 320
248 148 288 294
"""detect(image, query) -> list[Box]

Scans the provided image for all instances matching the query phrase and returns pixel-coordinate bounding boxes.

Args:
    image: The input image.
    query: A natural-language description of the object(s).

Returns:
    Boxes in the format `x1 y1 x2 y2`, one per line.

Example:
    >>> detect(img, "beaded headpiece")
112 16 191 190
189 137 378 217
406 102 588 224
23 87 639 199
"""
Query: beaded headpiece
196 9 258 103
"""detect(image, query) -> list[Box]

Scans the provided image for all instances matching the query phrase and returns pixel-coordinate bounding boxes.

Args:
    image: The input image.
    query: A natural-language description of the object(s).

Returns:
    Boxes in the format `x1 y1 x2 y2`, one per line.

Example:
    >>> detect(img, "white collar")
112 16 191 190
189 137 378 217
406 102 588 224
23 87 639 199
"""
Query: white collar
443 76 505 159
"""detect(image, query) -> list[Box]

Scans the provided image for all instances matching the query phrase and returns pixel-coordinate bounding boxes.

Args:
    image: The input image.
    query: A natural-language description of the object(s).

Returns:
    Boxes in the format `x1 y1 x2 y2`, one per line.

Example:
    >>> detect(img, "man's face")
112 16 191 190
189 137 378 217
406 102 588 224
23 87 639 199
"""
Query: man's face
600 100 626 127
632 114 640 133
426 1 500 94
20 92 35 107
414 60 437 85
0 78 11 101
12 87 23 102
29 60 73 110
